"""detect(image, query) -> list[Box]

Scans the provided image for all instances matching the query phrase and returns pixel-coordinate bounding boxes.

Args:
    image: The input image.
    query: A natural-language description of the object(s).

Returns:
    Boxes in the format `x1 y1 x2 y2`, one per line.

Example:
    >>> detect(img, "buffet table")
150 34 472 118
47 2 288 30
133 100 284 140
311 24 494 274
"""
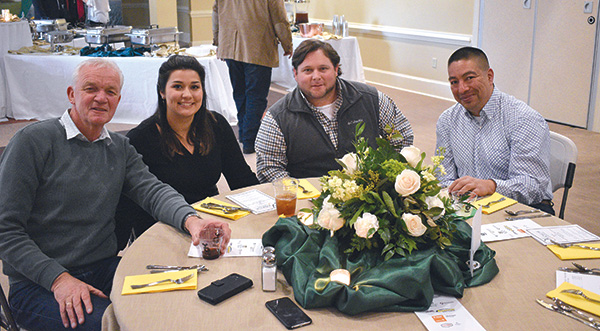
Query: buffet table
271 36 365 91
106 179 597 330
0 21 33 119
2 47 237 125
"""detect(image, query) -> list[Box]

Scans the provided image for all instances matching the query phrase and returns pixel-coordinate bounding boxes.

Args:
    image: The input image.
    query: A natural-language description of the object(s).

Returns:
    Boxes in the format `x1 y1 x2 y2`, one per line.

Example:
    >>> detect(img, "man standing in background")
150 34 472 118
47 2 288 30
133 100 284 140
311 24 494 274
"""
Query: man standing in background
212 0 293 154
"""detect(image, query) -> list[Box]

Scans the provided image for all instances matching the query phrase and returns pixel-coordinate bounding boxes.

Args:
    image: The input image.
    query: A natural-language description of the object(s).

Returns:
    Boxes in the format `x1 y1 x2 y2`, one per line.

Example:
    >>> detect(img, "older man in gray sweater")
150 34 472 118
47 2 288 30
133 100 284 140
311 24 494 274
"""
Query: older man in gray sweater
0 58 231 330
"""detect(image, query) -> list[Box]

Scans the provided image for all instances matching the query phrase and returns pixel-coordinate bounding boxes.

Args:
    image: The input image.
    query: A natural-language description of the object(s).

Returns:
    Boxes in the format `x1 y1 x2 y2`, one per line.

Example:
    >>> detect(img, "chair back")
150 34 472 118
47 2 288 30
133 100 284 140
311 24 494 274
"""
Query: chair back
549 131 578 219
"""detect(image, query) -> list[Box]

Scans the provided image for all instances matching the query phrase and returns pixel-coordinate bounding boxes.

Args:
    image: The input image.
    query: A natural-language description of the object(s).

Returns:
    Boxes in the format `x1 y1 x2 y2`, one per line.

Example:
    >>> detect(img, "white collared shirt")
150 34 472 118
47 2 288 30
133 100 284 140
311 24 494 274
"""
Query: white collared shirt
58 109 112 144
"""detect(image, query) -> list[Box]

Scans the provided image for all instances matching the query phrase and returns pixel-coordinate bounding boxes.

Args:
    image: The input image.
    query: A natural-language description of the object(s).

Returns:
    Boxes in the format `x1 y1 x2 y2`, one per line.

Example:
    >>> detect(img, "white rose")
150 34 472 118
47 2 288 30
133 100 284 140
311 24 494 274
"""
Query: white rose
354 212 379 238
317 196 344 234
340 152 358 174
402 213 427 237
394 170 421 197
425 196 445 217
438 188 450 200
400 146 422 167
297 211 314 226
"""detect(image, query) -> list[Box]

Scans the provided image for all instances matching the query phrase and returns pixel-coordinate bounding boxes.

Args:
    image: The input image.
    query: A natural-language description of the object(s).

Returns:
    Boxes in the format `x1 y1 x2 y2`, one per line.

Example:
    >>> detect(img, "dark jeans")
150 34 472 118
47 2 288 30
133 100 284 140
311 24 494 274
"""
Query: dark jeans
225 59 272 150
9 256 120 331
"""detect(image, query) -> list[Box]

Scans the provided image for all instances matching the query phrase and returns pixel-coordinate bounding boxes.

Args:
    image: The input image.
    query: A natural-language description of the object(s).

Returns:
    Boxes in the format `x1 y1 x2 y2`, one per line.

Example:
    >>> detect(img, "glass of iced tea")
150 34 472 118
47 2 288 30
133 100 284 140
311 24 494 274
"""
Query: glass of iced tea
273 177 298 217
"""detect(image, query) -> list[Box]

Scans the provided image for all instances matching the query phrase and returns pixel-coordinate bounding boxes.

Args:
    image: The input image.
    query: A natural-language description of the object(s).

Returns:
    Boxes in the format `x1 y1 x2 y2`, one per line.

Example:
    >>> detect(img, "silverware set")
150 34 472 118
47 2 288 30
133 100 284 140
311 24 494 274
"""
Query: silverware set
146 264 208 273
130 273 194 289
551 240 600 251
504 208 550 221
560 262 600 275
200 202 251 214
537 298 600 329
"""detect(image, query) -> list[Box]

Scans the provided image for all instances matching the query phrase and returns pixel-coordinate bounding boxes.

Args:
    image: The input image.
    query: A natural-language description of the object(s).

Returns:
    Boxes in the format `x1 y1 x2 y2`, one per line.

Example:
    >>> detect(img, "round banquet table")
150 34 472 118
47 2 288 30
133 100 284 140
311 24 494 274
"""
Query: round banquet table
106 179 595 330
0 20 33 119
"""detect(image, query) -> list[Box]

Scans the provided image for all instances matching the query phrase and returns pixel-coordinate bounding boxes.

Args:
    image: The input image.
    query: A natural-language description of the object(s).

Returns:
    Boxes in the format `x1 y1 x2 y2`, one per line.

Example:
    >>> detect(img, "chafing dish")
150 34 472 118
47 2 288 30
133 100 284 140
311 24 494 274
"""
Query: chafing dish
32 19 69 40
126 27 180 46
45 30 75 44
85 25 132 44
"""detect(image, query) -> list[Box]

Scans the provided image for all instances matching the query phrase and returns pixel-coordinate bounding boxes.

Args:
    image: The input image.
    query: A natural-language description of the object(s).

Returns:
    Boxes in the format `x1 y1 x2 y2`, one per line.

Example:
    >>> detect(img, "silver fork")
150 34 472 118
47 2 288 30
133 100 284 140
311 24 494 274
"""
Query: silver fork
561 289 600 303
551 240 600 251
482 197 506 208
130 273 194 289
298 184 310 194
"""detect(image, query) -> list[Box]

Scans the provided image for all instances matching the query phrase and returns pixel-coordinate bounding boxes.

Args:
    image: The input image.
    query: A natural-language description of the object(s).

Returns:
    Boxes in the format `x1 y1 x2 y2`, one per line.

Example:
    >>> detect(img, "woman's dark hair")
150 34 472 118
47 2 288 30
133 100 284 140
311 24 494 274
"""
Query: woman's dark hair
154 55 216 158
291 39 342 76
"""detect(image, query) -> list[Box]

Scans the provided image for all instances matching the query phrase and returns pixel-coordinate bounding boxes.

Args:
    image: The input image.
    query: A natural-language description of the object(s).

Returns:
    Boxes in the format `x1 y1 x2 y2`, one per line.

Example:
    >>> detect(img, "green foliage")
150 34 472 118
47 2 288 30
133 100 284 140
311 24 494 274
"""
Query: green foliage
306 123 458 260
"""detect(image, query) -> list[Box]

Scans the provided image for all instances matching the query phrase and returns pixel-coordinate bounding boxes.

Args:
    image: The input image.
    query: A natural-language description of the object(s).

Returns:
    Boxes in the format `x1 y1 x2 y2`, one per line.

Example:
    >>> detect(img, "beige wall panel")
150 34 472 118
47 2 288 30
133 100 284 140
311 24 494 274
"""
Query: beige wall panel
479 1 534 103
312 0 473 34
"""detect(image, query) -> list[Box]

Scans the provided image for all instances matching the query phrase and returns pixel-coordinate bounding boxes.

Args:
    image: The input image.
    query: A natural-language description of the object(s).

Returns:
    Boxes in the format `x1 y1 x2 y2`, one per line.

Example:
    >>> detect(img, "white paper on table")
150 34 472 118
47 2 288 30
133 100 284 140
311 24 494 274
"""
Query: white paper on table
556 270 600 295
226 189 276 214
415 294 486 331
526 224 600 245
188 239 263 258
469 207 482 276
480 219 542 242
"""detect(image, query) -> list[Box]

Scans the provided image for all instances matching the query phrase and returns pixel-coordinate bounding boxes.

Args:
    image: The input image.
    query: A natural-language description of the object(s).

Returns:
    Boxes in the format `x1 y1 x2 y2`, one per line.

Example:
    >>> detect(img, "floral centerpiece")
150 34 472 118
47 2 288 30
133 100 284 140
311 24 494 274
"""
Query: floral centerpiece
299 123 456 260
262 124 499 315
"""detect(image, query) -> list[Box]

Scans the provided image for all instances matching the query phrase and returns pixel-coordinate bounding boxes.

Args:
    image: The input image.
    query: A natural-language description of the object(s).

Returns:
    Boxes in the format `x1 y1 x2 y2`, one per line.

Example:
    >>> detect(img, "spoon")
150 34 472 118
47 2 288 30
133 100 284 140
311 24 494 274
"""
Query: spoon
504 209 540 216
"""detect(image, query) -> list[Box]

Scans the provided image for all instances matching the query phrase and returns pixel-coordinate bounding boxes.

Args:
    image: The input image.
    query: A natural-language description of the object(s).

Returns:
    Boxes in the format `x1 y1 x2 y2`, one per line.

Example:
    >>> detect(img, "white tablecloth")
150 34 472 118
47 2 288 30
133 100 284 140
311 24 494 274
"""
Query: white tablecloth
271 36 365 91
3 46 237 125
0 21 33 119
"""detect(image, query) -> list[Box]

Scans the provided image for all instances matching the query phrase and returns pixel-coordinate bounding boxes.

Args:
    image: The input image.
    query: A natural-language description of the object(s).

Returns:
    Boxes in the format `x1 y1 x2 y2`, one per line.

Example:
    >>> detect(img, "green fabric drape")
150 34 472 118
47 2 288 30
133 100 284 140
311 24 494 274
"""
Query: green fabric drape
262 217 499 315
21 0 33 18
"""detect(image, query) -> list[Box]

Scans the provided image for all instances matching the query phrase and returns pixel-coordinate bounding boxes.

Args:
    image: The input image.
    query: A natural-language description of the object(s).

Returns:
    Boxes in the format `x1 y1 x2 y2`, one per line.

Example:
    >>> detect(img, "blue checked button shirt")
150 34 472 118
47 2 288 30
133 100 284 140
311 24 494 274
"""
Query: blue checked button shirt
435 88 553 205
256 81 414 183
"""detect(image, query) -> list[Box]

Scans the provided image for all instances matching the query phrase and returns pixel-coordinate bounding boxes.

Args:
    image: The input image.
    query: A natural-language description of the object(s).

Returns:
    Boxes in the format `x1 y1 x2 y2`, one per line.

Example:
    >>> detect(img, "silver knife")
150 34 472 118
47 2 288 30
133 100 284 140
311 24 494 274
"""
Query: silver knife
505 213 551 221
537 299 600 330
146 264 208 271
558 267 600 276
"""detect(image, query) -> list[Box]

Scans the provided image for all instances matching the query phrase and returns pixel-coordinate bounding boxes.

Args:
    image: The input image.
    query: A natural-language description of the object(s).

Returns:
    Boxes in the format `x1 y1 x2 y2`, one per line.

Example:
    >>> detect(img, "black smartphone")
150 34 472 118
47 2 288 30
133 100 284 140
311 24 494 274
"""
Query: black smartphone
265 297 312 329
197 273 253 305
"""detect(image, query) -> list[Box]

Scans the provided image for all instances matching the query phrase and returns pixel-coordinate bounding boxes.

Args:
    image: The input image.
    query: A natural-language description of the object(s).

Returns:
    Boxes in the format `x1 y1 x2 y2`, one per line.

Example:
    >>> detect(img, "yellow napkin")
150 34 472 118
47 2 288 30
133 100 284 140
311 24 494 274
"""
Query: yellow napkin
297 179 320 199
547 282 600 317
121 270 197 295
191 197 250 220
472 192 517 214
546 242 600 260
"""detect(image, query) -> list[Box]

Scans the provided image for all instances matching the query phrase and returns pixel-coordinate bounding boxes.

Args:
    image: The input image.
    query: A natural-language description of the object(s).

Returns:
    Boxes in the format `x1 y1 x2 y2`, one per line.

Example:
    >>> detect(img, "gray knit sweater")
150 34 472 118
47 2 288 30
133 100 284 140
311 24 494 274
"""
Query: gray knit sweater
0 119 196 290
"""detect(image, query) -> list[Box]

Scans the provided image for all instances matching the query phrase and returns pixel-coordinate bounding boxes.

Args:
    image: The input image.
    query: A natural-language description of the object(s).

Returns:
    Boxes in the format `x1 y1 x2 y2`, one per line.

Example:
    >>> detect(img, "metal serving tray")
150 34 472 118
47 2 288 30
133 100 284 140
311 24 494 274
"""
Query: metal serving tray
126 27 179 45
85 25 132 44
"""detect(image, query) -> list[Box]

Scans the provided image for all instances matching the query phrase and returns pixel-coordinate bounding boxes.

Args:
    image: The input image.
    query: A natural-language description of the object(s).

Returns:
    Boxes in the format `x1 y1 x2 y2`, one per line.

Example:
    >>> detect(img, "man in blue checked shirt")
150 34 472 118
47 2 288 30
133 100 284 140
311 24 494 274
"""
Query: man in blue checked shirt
436 47 554 214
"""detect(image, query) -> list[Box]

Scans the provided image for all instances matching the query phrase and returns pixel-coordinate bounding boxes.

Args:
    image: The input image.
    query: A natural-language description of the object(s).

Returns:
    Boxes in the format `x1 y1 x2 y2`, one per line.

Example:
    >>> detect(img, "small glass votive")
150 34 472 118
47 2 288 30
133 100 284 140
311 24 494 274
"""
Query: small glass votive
330 269 351 286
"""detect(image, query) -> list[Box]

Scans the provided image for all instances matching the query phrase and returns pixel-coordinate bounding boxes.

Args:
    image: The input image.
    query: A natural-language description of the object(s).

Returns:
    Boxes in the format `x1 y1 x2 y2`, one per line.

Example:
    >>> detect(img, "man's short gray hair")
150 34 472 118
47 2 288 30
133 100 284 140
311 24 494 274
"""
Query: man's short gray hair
72 58 124 89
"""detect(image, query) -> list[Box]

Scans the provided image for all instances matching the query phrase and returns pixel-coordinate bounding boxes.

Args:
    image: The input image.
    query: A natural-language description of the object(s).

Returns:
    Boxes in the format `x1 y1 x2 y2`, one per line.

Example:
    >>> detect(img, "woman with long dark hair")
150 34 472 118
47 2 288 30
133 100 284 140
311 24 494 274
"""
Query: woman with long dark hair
115 55 258 248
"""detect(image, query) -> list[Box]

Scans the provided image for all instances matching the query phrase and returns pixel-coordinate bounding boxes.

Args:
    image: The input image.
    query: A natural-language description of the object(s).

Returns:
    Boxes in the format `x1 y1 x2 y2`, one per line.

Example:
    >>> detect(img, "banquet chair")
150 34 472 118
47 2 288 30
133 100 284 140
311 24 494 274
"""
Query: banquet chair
549 131 578 219
0 283 18 331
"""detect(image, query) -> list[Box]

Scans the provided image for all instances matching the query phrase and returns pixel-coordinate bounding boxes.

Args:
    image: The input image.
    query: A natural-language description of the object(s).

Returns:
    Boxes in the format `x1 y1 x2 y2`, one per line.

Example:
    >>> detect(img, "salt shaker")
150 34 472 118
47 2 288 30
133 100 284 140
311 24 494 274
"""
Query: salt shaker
262 252 277 291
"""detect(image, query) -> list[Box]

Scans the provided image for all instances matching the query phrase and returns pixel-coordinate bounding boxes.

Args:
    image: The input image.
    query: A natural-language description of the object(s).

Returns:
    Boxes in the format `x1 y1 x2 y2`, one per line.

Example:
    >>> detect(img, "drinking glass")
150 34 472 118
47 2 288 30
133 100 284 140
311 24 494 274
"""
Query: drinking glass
273 177 298 217
451 191 478 217
199 226 223 260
